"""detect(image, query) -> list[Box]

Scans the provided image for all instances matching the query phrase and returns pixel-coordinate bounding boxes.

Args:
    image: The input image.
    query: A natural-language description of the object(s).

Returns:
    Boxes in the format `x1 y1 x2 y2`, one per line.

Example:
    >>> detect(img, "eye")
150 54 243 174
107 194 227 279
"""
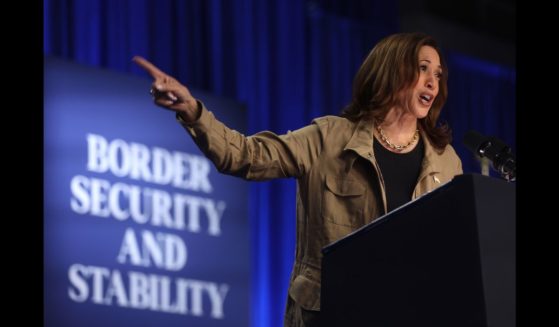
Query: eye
435 71 442 79
419 64 427 71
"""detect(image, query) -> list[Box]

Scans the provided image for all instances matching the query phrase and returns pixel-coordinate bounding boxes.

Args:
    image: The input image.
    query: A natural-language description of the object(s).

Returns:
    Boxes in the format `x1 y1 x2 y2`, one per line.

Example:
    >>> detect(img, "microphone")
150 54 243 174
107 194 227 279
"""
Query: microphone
463 130 516 181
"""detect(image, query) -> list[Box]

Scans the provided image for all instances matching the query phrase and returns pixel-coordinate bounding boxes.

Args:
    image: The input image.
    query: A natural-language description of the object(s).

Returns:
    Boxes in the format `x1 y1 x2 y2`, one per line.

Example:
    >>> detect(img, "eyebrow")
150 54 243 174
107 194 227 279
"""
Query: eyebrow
420 59 442 69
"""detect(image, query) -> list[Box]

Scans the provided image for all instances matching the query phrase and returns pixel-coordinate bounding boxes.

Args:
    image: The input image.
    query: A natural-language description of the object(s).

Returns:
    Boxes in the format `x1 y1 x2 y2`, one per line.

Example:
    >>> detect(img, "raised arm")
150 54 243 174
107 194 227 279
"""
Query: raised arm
132 56 325 180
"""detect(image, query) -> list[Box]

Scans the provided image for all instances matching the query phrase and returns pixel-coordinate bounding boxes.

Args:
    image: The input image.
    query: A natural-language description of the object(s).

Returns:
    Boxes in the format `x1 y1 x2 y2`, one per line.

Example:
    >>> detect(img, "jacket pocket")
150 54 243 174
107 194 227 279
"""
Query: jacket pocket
322 175 366 228
288 274 321 311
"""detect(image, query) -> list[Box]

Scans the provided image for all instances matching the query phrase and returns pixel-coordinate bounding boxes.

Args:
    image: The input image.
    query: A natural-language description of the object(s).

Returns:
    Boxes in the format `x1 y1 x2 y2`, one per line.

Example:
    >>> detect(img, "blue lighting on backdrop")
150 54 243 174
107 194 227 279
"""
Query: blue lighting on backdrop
45 57 250 326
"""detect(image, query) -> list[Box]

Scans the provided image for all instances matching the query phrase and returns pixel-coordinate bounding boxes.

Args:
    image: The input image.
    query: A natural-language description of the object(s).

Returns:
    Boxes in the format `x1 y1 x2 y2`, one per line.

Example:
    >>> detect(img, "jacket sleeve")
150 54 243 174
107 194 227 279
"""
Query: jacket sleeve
178 101 326 180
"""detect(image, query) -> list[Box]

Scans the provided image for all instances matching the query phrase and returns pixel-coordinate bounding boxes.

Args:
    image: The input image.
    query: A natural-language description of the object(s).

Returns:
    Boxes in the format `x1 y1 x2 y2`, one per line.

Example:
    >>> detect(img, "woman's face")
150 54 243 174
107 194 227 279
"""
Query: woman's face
406 45 442 119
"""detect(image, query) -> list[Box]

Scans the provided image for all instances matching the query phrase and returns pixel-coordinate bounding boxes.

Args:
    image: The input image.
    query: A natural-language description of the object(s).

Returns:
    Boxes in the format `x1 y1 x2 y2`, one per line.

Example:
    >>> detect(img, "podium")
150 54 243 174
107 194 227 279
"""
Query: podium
320 174 515 327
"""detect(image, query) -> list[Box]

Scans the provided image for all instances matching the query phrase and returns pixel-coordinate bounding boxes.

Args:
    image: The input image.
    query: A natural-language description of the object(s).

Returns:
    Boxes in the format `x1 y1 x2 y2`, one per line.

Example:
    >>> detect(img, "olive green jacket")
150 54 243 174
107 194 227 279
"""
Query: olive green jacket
179 102 463 313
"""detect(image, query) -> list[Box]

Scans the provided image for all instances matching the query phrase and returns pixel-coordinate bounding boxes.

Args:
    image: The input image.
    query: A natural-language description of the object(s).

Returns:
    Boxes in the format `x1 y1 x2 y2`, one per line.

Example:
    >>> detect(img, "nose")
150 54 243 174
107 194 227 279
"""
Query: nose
425 74 436 90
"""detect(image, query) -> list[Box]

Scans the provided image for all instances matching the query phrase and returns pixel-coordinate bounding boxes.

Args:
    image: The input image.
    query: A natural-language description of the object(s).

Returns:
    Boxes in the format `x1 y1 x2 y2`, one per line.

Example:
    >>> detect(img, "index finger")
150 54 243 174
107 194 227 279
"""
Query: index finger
132 56 166 78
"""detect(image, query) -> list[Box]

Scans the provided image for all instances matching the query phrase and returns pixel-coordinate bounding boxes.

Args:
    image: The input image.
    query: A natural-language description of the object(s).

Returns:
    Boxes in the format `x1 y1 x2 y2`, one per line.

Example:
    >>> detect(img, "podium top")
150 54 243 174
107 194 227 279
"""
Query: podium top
321 173 514 255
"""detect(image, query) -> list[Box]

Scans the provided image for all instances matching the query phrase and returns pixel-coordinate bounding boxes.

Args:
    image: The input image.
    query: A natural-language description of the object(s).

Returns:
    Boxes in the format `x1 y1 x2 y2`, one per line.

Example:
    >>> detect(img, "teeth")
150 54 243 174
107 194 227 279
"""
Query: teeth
419 94 432 105
420 94 432 103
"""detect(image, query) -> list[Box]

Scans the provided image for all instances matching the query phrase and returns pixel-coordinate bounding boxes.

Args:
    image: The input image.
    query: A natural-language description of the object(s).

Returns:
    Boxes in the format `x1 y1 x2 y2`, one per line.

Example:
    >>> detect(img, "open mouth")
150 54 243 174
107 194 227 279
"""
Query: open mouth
419 93 433 106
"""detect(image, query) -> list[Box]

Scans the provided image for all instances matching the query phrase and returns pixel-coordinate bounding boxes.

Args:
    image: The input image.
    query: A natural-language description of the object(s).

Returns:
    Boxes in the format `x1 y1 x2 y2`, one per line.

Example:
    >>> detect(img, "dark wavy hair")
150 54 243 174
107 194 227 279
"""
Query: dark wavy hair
340 32 452 151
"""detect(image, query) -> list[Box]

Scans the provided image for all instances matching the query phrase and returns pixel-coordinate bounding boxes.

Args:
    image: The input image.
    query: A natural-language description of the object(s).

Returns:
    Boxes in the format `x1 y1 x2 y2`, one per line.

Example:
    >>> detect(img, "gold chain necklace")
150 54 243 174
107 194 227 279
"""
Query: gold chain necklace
377 125 419 152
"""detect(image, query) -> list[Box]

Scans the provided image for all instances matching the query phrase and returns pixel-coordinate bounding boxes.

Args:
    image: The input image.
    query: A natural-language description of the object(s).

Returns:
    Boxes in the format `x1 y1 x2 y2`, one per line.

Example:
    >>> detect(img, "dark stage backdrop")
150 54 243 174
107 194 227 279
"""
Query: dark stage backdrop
44 1 516 326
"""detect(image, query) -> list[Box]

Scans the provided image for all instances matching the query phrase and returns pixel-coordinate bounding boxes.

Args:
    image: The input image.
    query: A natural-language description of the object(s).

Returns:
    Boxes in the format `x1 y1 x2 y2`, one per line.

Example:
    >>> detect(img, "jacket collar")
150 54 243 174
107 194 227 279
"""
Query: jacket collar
418 129 444 177
343 118 375 159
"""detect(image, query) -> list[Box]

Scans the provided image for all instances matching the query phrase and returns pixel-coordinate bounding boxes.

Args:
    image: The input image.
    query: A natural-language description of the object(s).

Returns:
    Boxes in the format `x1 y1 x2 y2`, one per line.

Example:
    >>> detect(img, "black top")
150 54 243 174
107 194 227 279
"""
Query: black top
373 136 425 213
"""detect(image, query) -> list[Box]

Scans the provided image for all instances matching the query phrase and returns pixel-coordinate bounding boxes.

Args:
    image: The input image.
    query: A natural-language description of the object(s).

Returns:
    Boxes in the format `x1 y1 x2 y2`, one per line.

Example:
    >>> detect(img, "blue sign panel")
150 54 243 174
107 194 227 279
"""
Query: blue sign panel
44 57 249 327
